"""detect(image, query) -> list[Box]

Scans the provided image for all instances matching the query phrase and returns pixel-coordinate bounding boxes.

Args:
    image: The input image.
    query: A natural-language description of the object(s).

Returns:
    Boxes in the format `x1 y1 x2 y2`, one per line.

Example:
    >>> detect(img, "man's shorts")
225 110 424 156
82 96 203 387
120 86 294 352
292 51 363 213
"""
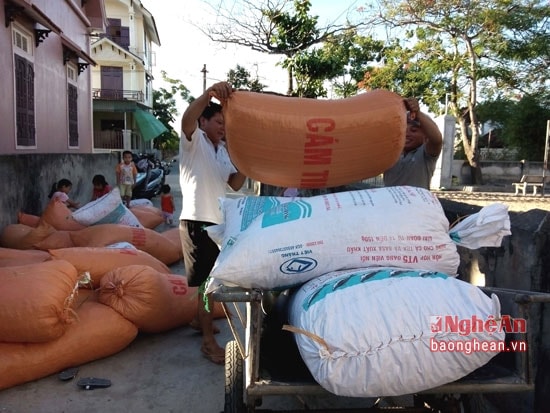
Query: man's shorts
180 220 219 288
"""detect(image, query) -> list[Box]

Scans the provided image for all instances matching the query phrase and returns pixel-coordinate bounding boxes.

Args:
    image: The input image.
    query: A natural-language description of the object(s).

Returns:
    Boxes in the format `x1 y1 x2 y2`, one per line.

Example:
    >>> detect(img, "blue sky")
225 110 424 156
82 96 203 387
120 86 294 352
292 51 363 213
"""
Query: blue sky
142 0 365 117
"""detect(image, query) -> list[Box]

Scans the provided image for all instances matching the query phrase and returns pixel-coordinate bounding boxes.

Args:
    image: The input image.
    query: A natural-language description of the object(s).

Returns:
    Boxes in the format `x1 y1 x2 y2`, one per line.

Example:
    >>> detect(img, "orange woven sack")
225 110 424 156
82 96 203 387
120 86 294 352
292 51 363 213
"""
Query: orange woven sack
50 247 171 288
130 206 164 229
223 89 406 188
40 199 86 231
98 265 224 333
70 224 181 265
0 247 51 267
17 211 40 228
0 221 56 250
0 300 138 390
160 227 183 260
0 260 79 342
33 229 74 250
0 224 33 249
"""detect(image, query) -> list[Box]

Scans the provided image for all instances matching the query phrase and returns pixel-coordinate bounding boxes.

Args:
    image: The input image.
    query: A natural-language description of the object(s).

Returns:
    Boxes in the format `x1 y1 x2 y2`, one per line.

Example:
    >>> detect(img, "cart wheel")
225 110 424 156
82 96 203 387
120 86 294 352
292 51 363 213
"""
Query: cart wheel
224 340 246 413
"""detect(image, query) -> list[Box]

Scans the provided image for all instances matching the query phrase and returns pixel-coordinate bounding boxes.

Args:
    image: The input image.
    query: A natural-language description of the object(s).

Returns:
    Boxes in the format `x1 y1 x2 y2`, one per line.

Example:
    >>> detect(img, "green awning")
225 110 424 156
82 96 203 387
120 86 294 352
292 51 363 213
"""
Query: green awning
134 109 168 141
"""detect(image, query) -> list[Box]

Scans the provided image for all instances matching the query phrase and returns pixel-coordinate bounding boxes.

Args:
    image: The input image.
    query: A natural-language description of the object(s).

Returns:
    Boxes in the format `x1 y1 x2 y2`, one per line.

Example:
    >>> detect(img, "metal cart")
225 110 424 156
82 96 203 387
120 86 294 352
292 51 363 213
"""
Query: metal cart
213 285 550 413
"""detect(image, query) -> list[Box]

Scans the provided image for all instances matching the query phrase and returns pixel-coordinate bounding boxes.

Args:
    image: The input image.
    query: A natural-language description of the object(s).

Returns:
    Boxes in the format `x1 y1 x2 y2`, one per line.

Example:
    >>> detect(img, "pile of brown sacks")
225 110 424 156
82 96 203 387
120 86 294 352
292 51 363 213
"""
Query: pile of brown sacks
0 200 224 390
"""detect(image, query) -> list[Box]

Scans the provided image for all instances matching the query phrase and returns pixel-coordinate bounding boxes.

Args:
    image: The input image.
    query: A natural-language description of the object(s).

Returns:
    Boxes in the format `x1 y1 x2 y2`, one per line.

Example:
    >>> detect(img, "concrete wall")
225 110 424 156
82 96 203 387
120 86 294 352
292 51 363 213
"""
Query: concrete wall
439 199 550 412
453 160 546 187
0 153 119 230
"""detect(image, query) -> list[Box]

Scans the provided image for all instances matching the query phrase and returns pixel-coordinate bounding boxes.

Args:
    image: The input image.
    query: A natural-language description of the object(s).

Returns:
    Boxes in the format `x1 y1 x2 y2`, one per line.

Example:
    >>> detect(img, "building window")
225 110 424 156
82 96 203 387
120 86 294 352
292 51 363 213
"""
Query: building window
67 64 79 148
13 26 35 148
103 18 130 50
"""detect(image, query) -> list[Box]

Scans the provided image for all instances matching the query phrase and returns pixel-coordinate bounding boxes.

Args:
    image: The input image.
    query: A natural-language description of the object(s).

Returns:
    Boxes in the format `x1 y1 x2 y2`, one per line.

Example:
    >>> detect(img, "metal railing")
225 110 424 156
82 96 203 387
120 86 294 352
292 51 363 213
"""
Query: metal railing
93 130 146 152
92 88 144 102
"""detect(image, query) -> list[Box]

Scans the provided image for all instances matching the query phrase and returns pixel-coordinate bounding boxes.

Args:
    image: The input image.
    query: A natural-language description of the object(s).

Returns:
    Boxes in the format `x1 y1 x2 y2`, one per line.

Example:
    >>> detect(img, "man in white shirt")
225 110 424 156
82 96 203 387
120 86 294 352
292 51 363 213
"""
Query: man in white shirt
179 81 246 365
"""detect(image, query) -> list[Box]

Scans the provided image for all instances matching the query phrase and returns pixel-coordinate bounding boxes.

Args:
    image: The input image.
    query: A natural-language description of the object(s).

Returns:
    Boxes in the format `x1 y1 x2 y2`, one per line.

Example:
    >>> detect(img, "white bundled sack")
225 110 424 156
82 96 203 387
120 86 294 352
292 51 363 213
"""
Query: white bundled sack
72 187 142 228
449 203 511 249
207 186 459 291
208 195 296 245
287 267 505 397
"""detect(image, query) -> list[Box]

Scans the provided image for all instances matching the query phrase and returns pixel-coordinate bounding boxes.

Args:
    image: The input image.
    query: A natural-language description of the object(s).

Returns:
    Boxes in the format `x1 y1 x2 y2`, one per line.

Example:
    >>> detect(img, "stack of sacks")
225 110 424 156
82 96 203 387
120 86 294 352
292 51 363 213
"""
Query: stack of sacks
0 260 138 390
202 186 511 396
5 196 168 253
0 251 225 390
0 220 181 270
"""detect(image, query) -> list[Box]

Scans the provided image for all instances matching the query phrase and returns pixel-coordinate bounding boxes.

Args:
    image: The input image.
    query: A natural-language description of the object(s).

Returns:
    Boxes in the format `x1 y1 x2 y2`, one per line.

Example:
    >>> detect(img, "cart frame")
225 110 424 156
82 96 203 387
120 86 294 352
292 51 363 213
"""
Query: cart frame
213 285 550 413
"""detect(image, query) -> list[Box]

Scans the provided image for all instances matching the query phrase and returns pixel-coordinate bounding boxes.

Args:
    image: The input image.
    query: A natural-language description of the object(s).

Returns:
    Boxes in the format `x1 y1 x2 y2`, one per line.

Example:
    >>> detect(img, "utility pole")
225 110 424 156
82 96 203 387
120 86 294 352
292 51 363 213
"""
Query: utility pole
543 120 550 196
201 64 208 92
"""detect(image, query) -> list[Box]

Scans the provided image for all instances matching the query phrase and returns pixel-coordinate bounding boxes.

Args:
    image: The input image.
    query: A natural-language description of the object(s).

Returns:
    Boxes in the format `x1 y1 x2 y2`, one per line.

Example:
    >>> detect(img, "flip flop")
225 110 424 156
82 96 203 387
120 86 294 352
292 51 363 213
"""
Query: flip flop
189 319 220 335
201 346 225 365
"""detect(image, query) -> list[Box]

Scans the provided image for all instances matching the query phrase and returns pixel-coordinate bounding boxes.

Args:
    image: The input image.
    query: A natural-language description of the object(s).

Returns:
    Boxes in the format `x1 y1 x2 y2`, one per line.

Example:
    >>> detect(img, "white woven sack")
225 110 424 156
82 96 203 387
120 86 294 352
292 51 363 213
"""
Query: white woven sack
287 267 505 397
208 195 296 245
72 187 142 228
207 186 459 291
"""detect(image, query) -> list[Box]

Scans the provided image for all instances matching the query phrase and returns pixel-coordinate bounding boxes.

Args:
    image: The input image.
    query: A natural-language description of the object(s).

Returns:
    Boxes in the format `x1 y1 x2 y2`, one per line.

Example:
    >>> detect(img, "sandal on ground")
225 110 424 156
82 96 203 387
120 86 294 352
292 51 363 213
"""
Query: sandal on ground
189 319 220 335
201 346 225 365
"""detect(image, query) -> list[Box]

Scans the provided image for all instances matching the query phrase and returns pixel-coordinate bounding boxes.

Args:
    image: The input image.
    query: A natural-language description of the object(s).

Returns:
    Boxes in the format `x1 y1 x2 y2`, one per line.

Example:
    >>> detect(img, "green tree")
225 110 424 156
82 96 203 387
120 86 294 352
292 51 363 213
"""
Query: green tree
226 65 266 91
201 0 365 95
361 0 550 184
152 71 195 153
283 29 385 98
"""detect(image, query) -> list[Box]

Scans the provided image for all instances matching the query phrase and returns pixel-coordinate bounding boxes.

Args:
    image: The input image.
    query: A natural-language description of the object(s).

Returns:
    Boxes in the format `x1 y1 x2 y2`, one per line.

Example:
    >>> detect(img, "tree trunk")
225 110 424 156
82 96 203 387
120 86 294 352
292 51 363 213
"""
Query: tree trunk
287 66 293 96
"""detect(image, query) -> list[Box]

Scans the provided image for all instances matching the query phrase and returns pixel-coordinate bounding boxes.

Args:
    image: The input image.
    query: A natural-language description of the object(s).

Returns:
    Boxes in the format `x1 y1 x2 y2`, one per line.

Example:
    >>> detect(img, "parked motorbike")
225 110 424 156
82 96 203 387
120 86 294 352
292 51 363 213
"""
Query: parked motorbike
131 153 167 200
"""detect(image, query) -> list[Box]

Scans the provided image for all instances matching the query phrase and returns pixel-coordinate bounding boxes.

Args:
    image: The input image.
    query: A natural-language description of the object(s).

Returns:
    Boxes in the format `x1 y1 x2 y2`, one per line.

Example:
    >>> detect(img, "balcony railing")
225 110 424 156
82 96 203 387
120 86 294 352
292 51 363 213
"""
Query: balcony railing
93 130 146 152
92 88 144 102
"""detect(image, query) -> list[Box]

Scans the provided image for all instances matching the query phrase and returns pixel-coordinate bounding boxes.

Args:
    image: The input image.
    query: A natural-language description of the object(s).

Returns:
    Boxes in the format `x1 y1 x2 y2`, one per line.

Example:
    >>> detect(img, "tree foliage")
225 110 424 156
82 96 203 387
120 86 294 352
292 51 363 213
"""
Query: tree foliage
152 71 195 152
477 96 550 161
360 0 550 183
200 0 367 94
226 65 266 91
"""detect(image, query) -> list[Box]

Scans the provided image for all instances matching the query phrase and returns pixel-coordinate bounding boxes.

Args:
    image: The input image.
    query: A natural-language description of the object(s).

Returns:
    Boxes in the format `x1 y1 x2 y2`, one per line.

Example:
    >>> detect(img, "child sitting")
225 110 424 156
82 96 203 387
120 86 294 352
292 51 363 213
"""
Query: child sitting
48 179 80 209
91 174 112 201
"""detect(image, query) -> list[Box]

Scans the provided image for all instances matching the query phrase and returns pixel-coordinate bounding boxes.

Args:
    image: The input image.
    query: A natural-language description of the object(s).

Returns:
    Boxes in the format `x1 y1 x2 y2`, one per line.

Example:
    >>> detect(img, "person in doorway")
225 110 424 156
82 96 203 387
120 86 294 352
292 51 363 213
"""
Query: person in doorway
160 184 175 225
116 150 138 208
48 179 80 209
91 174 112 201
179 81 246 365
383 97 443 190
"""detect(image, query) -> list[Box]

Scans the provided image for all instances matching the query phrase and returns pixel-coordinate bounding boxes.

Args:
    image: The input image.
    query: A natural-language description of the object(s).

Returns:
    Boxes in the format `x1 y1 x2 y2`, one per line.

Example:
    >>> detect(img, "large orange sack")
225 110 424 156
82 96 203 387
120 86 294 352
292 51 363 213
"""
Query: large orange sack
130 205 165 229
0 260 79 342
0 300 138 390
40 200 86 231
0 224 33 249
50 247 171 288
69 224 181 265
0 247 51 267
160 227 183 260
98 265 224 333
223 89 406 188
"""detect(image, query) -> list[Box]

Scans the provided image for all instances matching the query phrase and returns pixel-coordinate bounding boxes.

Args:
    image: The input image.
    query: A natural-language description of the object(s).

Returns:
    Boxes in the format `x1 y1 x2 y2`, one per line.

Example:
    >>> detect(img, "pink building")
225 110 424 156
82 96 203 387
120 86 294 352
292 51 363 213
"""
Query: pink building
0 0 106 154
